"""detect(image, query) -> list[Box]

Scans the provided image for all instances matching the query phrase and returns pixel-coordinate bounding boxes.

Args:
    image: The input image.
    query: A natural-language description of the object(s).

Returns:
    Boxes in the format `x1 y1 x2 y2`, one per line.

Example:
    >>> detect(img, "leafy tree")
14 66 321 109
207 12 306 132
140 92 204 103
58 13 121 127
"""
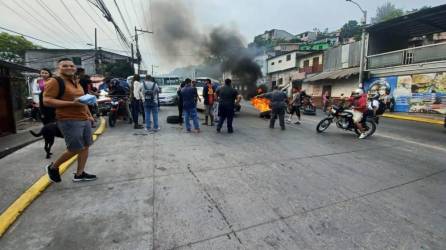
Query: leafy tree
0 32 40 63
372 2 404 24
406 5 430 14
253 36 269 48
100 60 133 78
288 38 302 43
340 20 362 41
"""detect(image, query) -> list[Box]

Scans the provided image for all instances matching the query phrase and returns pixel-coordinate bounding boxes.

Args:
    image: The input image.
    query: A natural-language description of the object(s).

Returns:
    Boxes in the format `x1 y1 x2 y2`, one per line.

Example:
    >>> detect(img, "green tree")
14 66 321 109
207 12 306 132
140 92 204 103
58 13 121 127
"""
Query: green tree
0 32 40 63
340 20 362 41
372 2 404 24
101 60 133 78
406 5 430 14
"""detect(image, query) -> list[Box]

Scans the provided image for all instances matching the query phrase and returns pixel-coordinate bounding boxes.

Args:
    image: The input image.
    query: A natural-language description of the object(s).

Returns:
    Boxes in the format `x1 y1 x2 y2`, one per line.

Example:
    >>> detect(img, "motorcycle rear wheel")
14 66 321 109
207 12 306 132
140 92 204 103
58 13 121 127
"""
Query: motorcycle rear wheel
354 119 376 137
316 118 332 133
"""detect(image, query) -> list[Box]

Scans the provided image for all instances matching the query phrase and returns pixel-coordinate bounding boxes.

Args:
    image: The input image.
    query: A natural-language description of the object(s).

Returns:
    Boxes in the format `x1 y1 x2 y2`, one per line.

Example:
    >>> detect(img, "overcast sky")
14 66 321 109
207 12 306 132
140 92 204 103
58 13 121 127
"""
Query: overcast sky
1 0 445 73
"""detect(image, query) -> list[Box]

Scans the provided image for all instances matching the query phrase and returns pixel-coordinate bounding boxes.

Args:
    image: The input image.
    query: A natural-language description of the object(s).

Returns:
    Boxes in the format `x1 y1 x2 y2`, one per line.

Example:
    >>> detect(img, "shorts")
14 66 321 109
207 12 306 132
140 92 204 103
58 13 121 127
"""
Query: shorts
57 120 93 151
205 104 214 116
346 110 364 123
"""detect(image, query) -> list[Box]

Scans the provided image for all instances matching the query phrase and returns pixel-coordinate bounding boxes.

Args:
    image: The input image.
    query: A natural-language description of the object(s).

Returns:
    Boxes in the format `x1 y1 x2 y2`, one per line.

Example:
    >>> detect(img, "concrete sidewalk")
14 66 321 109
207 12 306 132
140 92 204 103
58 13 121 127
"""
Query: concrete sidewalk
0 121 43 159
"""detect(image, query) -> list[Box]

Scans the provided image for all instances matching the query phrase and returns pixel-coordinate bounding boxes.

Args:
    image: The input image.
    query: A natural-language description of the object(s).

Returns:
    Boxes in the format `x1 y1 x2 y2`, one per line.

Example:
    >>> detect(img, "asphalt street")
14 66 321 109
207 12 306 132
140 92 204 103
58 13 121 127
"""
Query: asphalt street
0 105 445 250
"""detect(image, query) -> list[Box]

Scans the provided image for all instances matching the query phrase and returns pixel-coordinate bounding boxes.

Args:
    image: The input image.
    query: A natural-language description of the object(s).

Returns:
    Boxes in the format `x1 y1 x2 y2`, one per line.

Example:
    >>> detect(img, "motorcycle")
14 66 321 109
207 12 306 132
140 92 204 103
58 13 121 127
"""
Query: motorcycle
24 97 41 121
302 96 317 115
108 95 129 127
316 105 377 138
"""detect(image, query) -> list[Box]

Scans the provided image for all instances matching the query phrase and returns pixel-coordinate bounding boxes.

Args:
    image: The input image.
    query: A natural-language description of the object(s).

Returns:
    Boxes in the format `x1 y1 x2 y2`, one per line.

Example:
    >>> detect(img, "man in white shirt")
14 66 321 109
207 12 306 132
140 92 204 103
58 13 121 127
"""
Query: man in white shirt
131 74 144 129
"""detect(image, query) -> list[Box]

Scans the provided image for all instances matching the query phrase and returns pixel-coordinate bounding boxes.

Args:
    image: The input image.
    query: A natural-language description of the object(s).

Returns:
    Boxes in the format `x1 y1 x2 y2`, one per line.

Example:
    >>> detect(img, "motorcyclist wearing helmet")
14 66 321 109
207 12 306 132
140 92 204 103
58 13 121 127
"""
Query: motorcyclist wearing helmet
367 92 380 117
109 78 132 124
347 88 368 139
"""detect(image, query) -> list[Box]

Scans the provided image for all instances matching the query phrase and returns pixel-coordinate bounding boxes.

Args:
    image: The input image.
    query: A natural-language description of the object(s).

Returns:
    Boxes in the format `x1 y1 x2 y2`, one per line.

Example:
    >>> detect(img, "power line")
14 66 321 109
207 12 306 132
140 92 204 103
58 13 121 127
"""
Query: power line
1 0 77 48
74 0 112 40
24 52 93 64
59 0 91 39
81 0 129 53
35 0 87 45
90 0 131 49
139 0 151 30
113 0 132 38
0 25 68 49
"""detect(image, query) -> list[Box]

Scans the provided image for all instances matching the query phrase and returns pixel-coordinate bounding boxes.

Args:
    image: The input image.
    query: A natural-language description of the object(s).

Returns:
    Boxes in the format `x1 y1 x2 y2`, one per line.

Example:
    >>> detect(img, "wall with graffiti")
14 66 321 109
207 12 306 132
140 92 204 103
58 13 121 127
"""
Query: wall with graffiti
365 73 446 114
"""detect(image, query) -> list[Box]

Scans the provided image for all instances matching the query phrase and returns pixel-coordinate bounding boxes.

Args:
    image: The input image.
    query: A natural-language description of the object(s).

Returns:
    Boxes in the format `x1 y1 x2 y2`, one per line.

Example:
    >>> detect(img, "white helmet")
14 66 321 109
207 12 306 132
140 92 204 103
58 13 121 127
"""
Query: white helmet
352 88 364 97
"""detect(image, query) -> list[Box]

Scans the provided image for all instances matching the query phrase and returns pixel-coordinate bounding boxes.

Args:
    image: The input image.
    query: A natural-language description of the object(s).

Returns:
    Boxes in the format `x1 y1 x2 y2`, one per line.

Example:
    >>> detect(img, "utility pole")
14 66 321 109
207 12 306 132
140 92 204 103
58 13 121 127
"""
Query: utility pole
131 43 135 74
346 0 367 88
134 26 153 74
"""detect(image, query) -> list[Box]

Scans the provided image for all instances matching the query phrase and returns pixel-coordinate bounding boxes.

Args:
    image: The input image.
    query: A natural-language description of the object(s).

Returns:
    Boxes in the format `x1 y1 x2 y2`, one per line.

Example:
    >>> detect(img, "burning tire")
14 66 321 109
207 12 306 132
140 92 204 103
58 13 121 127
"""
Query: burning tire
167 115 181 124
259 111 271 119
251 97 271 118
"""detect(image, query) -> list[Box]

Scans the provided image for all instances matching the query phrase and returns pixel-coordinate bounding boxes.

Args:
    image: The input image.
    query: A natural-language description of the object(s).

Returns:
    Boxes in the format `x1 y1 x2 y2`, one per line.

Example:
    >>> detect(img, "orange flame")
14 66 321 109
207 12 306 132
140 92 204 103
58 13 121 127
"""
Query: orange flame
251 97 271 112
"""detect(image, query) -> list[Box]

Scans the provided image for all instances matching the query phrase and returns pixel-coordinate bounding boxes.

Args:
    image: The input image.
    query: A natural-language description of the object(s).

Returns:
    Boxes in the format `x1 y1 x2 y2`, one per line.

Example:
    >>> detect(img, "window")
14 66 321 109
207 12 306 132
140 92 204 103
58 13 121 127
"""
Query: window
278 60 282 63
72 57 81 65
271 62 275 65
303 60 310 67
286 55 291 61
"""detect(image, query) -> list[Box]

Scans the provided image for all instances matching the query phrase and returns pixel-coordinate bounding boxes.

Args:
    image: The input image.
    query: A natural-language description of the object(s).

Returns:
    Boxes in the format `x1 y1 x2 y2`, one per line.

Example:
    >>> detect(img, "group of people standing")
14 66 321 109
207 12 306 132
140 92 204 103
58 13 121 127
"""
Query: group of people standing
177 78 241 133
258 86 310 130
128 76 241 134
129 74 160 132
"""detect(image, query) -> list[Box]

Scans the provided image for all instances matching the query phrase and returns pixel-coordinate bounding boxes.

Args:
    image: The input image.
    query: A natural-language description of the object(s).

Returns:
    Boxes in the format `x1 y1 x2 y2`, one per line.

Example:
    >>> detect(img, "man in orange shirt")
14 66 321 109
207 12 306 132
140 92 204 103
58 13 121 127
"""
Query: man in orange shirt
43 58 96 183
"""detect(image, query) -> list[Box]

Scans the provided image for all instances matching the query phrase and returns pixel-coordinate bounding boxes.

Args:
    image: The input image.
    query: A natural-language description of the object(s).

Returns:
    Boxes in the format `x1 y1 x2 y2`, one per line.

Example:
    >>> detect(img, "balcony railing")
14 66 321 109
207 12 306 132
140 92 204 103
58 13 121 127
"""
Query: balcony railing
367 42 446 69
299 64 323 74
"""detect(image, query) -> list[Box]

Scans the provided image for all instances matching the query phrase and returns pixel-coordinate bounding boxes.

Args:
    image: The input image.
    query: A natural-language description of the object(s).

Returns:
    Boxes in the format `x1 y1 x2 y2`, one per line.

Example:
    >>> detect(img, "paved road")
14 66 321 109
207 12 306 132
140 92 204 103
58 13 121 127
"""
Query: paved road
0 105 445 250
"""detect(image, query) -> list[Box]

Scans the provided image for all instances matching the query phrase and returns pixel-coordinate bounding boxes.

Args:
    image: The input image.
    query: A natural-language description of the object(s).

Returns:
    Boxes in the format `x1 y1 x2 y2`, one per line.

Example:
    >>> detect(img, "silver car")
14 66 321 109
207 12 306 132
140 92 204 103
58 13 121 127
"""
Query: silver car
159 85 179 105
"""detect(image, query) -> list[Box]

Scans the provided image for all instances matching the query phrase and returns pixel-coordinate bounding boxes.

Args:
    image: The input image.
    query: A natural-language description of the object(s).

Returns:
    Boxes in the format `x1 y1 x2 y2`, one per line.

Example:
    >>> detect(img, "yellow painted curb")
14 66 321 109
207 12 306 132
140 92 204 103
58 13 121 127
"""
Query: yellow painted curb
383 114 444 125
0 117 106 237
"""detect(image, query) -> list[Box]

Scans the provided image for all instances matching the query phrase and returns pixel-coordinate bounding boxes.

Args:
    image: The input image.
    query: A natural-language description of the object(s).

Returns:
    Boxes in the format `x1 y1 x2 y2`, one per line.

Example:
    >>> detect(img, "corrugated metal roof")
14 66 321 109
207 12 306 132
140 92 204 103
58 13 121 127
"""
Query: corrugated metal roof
366 4 446 37
304 67 359 82
0 60 39 72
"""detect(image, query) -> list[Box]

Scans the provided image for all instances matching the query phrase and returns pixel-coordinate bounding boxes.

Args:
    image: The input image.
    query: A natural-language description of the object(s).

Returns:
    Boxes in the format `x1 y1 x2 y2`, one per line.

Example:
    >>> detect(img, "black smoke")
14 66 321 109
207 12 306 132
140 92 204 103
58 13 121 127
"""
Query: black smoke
148 0 262 98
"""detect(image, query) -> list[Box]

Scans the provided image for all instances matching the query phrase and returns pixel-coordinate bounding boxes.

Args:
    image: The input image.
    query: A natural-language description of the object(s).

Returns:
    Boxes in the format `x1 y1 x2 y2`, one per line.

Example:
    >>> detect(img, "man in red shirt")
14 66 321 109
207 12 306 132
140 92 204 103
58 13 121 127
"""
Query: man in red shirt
347 88 368 139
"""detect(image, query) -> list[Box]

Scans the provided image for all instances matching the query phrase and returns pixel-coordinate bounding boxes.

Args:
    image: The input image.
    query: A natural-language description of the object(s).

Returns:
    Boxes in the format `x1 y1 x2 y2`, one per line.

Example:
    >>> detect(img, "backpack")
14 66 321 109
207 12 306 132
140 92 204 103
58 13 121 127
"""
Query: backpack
143 81 157 102
376 100 386 115
39 77 65 123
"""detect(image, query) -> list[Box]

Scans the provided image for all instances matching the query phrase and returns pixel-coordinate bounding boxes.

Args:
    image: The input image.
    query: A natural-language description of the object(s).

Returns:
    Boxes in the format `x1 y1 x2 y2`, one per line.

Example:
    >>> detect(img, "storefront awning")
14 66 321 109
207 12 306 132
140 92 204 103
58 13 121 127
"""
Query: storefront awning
304 67 359 82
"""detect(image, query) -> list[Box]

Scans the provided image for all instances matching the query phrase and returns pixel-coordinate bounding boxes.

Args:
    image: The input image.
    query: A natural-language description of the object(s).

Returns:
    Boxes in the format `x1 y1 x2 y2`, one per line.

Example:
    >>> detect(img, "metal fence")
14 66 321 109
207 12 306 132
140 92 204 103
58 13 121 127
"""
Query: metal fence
367 42 446 69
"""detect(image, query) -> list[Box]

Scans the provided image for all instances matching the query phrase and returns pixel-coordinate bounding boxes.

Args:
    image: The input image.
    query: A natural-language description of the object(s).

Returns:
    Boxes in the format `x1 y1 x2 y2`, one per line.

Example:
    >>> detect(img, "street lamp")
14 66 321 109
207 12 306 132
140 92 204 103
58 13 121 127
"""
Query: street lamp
346 0 367 88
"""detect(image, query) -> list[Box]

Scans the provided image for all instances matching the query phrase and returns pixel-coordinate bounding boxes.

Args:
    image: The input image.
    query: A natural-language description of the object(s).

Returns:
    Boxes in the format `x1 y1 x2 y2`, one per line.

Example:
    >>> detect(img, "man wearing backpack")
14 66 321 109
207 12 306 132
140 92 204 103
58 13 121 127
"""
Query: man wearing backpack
142 75 160 132
43 58 96 183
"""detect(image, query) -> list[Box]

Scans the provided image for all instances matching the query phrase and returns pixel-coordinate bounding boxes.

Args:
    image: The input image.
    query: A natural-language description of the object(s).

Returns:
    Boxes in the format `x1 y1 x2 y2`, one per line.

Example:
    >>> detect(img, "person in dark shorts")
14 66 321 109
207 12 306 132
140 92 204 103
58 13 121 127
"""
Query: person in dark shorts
43 58 97 183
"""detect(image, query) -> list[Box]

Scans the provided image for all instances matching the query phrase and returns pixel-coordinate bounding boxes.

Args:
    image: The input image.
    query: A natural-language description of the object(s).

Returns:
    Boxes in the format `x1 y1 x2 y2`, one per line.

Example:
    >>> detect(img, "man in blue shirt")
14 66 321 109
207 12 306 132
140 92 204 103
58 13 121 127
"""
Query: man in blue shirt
181 78 200 133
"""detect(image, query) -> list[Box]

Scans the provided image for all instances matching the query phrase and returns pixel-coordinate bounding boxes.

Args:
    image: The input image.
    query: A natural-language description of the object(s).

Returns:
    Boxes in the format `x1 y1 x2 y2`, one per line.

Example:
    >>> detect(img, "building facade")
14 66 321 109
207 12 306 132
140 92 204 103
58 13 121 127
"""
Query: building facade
0 60 38 136
25 49 131 76
303 41 362 106
365 4 446 113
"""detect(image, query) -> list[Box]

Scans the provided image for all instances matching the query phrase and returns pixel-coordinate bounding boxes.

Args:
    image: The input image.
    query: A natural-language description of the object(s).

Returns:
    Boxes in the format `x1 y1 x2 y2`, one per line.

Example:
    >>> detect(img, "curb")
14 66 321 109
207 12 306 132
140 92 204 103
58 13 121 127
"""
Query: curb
0 138 42 160
382 114 444 125
0 117 107 237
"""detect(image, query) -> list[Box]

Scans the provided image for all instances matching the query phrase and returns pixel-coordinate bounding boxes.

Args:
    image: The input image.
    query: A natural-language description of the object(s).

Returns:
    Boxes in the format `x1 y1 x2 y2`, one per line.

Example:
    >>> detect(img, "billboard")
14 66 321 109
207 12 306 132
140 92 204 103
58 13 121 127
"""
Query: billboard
365 73 446 114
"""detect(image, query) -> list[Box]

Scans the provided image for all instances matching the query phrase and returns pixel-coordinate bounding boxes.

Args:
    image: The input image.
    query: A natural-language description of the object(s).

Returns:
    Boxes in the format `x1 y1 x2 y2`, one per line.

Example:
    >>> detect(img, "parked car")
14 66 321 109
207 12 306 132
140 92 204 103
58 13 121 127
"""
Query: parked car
159 85 179 105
